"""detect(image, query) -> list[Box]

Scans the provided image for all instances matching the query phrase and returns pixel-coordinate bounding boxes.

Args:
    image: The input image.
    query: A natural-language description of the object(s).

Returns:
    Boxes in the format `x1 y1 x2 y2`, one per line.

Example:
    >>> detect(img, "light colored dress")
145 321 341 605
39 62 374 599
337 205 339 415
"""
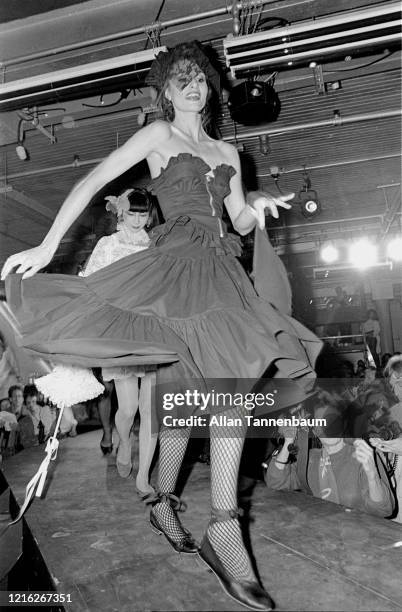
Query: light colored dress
80 228 153 381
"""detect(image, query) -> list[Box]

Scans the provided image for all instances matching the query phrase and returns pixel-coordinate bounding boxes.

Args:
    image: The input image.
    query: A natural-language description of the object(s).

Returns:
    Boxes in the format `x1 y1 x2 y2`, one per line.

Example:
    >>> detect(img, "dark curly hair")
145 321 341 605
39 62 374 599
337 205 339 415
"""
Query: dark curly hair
146 41 220 133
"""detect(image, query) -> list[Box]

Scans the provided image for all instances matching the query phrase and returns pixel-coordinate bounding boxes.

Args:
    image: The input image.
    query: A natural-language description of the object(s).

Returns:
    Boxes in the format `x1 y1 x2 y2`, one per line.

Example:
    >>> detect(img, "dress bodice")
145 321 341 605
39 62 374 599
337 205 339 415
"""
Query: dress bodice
149 153 236 223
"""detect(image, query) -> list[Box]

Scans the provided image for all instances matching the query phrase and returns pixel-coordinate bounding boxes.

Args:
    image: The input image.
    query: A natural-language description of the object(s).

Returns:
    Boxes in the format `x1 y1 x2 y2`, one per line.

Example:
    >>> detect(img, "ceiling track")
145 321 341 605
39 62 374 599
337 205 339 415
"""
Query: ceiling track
1 2 263 68
1 110 400 182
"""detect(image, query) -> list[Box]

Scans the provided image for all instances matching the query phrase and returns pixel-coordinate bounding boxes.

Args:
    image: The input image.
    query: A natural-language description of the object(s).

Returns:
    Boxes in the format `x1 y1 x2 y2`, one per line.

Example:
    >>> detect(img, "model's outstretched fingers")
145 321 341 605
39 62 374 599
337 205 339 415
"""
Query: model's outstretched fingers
265 201 279 219
280 192 295 202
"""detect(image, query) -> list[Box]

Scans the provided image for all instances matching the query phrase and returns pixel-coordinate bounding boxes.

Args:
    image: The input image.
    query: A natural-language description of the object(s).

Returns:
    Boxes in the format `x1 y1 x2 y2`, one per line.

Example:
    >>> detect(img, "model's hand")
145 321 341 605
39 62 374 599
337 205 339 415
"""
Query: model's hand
1 243 55 280
248 191 294 229
370 436 402 455
353 439 377 476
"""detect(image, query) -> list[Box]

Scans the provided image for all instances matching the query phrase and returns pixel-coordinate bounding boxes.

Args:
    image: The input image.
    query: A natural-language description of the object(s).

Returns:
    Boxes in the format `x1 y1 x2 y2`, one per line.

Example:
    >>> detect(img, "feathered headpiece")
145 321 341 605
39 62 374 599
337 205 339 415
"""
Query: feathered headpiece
104 189 134 217
146 41 220 96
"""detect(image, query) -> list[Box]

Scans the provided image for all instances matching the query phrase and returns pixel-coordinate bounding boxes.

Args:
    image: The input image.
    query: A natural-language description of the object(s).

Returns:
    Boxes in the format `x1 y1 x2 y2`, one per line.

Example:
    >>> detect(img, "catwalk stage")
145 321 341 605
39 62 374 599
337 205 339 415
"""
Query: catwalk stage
1 430 402 612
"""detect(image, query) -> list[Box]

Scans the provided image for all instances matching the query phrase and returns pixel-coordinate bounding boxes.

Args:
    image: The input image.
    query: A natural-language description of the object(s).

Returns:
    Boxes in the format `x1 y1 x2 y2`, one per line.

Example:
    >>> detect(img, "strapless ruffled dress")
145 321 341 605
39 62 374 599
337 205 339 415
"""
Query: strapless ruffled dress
6 153 321 416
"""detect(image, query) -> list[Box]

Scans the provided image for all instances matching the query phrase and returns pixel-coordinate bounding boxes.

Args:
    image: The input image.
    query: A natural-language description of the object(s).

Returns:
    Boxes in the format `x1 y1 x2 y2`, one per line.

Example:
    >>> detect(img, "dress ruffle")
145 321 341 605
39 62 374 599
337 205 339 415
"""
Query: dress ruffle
35 364 105 408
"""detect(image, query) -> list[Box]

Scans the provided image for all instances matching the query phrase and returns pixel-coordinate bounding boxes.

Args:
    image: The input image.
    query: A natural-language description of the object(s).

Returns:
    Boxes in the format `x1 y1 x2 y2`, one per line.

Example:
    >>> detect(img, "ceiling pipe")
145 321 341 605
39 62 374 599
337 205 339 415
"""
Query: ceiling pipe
223 109 402 142
1 2 278 68
1 109 400 182
257 153 402 176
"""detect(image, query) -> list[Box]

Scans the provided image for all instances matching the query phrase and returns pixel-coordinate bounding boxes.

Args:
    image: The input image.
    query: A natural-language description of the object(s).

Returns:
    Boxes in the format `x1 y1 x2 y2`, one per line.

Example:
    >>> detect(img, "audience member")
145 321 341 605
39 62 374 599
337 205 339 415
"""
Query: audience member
0 334 20 399
23 384 55 443
362 309 381 368
264 393 394 518
381 353 392 372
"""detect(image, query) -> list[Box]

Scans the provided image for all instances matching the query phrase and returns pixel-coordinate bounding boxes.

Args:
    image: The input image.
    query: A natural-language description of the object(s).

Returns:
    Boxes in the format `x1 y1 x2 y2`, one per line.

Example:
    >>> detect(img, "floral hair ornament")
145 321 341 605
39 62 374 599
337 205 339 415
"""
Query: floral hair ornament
104 189 134 217
146 41 220 98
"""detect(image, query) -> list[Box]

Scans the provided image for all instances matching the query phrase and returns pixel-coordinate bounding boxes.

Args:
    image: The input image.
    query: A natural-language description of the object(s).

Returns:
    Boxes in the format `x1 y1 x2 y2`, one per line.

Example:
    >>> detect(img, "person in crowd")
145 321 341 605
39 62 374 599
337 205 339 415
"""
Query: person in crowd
23 384 55 443
371 435 402 524
0 397 11 411
8 384 24 419
264 392 394 518
381 353 392 372
362 309 381 368
355 359 366 378
6 384 37 451
369 356 402 522
1 41 322 610
0 334 20 399
0 397 18 458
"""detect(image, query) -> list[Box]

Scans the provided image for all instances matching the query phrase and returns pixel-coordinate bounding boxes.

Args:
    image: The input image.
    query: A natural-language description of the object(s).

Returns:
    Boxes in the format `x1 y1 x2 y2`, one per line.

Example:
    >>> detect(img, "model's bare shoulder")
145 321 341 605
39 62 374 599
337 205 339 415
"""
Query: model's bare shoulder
145 119 172 145
218 140 241 170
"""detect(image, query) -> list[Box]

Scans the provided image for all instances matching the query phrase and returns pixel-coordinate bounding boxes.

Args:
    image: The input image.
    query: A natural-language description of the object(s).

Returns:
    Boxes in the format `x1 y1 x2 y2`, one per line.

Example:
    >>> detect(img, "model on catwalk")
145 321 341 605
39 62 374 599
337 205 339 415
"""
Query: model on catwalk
2 42 321 610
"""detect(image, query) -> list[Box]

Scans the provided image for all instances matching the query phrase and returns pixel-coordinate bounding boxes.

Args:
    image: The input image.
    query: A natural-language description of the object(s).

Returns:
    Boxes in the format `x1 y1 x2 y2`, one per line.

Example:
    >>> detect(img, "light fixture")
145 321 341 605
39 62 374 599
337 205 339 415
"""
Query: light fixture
299 169 321 218
0 47 167 111
16 142 28 161
387 236 402 262
227 80 280 125
223 2 400 79
15 118 28 160
259 135 270 155
348 238 378 268
320 243 339 264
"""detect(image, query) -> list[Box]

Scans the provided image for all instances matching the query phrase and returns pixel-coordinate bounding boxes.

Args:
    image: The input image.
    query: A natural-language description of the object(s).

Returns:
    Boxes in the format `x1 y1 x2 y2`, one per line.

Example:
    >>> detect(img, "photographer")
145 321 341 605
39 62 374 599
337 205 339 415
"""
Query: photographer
370 355 402 523
264 394 394 518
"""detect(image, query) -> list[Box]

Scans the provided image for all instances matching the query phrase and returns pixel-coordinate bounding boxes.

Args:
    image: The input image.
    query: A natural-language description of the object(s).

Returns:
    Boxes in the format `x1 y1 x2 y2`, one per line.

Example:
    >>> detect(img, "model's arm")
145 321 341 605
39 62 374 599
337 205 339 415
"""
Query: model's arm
1 121 171 280
221 143 293 236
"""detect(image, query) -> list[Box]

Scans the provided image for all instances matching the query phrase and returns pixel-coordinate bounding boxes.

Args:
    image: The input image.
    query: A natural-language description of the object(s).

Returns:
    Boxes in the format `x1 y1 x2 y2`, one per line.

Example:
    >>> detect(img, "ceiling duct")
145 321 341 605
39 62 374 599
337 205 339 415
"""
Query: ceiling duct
223 2 401 79
0 47 167 112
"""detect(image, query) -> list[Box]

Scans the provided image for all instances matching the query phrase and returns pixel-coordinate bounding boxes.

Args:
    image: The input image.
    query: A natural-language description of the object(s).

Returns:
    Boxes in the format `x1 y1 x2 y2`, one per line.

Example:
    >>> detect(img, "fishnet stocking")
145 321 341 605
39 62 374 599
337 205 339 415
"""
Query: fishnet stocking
152 426 191 543
209 406 255 581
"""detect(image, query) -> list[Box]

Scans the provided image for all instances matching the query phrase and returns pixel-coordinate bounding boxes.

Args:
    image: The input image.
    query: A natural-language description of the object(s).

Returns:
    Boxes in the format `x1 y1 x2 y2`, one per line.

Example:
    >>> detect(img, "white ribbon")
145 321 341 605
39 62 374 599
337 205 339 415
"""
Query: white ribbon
8 406 64 526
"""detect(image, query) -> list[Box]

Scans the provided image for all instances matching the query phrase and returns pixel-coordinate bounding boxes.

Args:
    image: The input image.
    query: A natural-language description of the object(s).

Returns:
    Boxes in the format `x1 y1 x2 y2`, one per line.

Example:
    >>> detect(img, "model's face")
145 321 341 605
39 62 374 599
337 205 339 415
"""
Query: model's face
122 210 149 233
165 60 208 113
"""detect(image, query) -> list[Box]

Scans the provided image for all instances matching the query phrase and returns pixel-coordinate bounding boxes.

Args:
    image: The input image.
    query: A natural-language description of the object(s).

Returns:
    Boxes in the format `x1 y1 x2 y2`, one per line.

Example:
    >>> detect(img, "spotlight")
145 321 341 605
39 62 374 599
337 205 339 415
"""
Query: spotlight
227 80 280 125
320 243 339 264
348 238 378 268
16 142 28 160
299 168 321 218
387 236 402 262
16 117 28 160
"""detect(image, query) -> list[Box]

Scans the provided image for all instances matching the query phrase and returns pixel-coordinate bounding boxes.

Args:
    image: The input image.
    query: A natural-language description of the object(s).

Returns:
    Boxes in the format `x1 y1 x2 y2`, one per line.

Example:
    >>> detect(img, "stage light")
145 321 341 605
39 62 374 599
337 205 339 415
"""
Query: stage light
387 236 402 261
299 168 321 218
227 81 281 125
320 243 339 264
348 238 378 268
15 143 28 160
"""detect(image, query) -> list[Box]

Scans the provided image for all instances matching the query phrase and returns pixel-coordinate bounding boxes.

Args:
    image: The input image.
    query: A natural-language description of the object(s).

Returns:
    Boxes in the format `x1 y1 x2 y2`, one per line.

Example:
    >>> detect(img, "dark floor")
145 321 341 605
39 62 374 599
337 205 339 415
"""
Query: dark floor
1 430 402 612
